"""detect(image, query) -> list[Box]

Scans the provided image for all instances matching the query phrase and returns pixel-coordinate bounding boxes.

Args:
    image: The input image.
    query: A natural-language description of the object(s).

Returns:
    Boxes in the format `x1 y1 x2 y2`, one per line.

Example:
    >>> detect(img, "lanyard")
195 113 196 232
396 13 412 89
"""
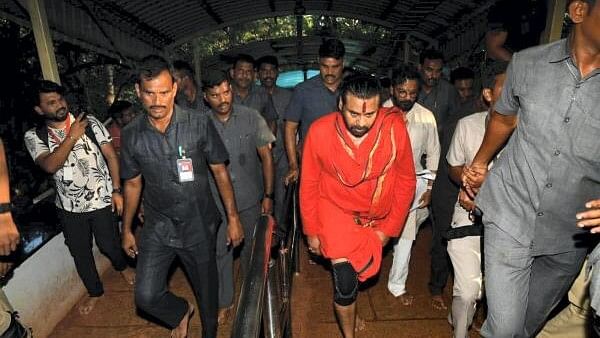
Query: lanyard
48 114 71 145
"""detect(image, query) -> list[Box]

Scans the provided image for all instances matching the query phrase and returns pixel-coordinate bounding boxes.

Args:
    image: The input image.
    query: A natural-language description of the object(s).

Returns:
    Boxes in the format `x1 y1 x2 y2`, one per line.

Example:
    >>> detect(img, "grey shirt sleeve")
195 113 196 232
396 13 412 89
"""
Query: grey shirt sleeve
493 55 520 115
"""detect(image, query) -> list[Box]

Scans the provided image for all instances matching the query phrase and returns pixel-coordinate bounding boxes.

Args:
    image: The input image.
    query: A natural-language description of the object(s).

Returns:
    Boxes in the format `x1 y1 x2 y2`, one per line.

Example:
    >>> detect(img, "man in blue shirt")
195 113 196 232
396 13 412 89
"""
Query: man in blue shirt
283 38 345 184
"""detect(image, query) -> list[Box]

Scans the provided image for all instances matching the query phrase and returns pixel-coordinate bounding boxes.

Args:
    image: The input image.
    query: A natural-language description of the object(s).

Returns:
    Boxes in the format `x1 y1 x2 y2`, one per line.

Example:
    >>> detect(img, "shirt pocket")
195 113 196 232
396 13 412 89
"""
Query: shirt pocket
237 133 254 166
573 112 600 164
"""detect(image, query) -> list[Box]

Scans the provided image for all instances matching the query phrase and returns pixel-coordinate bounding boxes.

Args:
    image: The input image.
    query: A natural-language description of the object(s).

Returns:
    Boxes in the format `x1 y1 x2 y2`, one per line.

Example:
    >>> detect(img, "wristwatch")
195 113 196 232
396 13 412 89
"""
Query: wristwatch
112 187 123 194
0 203 11 214
263 192 274 200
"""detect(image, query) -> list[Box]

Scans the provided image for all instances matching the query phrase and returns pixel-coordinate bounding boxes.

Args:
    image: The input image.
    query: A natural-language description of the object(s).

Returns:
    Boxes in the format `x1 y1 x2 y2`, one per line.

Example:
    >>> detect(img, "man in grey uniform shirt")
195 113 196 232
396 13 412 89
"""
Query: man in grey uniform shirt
202 70 275 325
230 54 278 131
173 60 207 112
257 55 292 236
464 1 600 336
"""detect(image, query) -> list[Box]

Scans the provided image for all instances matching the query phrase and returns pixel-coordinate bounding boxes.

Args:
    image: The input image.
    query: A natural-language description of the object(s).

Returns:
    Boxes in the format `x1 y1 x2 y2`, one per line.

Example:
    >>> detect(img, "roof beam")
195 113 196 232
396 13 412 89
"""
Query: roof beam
85 0 172 45
26 0 60 83
199 0 224 25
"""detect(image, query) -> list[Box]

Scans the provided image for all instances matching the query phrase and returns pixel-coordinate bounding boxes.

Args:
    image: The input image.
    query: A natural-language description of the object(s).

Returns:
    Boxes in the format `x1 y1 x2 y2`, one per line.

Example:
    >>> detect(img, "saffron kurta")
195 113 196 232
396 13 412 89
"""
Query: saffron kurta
300 108 416 281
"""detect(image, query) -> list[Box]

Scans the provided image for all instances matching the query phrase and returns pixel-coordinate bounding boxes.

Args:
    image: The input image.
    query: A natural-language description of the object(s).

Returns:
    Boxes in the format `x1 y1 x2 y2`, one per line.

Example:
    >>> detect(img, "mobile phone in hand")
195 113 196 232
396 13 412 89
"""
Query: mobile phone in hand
78 111 89 120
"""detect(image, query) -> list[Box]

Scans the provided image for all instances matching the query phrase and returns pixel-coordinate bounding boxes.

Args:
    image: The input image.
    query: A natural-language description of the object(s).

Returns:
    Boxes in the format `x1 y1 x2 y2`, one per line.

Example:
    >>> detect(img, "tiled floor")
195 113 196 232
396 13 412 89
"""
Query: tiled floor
49 224 481 337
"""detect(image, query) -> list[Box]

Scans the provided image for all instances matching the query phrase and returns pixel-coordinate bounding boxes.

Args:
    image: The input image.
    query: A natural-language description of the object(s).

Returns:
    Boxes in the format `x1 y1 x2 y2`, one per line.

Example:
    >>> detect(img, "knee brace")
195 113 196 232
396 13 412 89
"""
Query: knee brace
332 261 359 306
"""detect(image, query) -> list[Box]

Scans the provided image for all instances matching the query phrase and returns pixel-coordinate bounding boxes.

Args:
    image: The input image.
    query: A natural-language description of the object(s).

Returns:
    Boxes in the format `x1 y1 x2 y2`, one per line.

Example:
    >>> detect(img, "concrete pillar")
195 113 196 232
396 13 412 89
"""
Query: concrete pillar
25 0 61 83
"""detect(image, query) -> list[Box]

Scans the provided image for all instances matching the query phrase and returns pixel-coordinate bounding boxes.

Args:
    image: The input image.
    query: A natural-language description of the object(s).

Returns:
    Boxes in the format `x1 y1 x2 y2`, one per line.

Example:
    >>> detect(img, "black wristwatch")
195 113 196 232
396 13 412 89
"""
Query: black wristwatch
0 203 11 214
112 187 123 194
263 193 274 200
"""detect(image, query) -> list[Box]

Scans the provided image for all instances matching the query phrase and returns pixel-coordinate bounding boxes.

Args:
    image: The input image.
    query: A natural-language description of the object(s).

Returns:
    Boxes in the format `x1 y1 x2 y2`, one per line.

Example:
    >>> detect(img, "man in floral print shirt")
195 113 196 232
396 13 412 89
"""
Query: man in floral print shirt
24 80 135 316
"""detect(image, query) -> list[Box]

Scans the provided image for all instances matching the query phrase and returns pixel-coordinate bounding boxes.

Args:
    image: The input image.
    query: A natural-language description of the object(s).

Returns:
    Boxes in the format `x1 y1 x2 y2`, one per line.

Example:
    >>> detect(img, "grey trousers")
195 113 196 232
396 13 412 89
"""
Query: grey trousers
481 223 587 338
216 203 261 308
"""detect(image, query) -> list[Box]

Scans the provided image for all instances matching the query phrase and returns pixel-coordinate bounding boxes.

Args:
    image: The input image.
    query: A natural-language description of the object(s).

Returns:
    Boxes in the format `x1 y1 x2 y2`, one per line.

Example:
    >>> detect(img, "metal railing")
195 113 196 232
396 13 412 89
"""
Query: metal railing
231 182 301 338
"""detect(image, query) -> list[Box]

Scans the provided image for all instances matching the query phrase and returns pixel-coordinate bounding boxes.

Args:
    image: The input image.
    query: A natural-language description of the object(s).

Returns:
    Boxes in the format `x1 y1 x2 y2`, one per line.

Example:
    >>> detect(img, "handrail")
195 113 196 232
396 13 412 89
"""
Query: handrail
231 215 275 338
231 181 300 338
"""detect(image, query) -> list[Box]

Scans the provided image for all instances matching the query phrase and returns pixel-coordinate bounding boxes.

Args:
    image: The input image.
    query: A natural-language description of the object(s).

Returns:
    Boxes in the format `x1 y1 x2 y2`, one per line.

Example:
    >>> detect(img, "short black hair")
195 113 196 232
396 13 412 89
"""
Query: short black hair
419 48 444 64
391 64 422 87
482 61 509 90
256 55 279 69
108 100 133 119
137 55 173 83
30 80 65 107
233 54 256 69
201 69 229 91
319 38 345 59
172 60 195 80
450 67 475 84
339 74 381 105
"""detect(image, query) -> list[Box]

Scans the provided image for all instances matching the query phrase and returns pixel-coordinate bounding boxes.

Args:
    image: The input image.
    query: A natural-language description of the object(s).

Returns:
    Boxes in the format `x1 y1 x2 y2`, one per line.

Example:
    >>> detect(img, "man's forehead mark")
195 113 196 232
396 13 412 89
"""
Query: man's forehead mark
362 100 366 113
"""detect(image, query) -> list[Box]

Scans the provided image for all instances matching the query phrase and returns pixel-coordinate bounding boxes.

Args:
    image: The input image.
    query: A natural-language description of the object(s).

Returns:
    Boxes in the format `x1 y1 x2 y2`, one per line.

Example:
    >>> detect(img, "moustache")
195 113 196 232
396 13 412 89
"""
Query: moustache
350 126 368 136
218 102 230 110
150 105 166 110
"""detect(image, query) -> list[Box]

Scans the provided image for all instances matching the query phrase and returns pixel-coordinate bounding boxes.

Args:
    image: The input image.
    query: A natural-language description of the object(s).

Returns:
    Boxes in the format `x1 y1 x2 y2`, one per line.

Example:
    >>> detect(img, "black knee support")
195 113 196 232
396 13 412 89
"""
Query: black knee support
332 261 358 306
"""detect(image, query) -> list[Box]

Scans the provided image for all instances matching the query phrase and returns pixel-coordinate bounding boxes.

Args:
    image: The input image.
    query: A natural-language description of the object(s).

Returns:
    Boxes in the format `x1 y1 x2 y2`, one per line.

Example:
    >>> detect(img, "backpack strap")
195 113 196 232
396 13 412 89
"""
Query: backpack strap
84 125 102 151
35 120 103 151
35 125 50 148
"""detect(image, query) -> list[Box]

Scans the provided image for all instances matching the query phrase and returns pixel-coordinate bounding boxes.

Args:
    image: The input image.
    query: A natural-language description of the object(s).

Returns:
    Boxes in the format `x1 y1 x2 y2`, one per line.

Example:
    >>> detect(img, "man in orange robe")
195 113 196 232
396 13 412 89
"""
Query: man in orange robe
300 74 416 337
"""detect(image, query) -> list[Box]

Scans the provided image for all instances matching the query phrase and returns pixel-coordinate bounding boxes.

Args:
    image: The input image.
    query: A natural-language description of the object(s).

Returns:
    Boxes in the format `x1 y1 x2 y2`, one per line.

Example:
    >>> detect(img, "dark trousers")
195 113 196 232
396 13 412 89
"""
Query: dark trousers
135 229 218 338
273 155 289 239
58 206 128 297
429 201 453 295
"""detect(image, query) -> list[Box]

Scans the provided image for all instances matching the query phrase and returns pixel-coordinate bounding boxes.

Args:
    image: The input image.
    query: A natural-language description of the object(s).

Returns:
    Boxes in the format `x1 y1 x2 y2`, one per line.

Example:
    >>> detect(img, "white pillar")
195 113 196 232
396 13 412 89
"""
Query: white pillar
541 0 567 43
25 0 61 83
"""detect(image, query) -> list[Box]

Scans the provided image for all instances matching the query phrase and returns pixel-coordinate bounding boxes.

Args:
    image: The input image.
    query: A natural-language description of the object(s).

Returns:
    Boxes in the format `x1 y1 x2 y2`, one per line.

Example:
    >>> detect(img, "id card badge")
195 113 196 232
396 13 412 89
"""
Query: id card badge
177 158 194 182
63 166 73 181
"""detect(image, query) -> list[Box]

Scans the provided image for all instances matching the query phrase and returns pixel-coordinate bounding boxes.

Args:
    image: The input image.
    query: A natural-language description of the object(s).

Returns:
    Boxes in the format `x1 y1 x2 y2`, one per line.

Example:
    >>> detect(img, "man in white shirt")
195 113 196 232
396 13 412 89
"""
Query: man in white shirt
385 65 440 305
445 62 508 337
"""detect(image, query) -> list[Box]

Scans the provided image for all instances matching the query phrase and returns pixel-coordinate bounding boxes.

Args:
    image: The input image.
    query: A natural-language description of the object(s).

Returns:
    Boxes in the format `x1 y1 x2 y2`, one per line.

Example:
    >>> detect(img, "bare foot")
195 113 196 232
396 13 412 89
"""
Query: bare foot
431 295 447 310
79 295 102 315
120 267 136 285
355 315 366 332
171 302 194 338
397 293 414 306
217 305 233 326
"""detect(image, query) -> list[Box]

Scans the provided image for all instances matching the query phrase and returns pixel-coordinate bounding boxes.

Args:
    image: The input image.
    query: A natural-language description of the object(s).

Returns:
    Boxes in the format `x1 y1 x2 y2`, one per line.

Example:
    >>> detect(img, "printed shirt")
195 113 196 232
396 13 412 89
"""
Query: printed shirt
24 114 112 213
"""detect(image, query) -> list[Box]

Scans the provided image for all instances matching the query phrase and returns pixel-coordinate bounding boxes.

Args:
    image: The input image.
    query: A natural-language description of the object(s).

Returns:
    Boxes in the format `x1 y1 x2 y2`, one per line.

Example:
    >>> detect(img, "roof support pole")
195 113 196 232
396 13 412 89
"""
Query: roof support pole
541 0 567 43
25 0 60 83
193 43 203 89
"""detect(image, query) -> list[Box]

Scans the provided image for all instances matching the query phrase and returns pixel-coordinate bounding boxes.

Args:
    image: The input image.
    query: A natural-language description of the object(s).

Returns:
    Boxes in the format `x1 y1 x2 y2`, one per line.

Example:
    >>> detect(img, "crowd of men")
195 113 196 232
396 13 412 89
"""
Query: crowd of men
0 0 598 337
